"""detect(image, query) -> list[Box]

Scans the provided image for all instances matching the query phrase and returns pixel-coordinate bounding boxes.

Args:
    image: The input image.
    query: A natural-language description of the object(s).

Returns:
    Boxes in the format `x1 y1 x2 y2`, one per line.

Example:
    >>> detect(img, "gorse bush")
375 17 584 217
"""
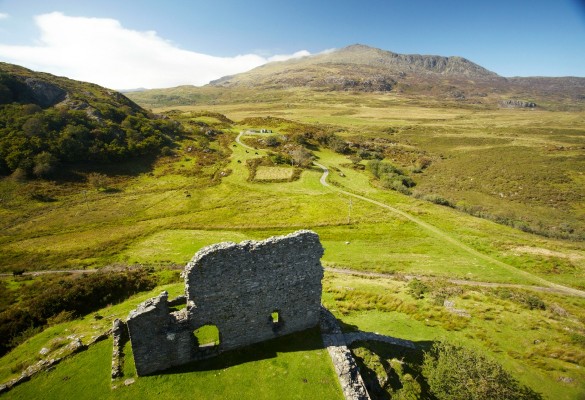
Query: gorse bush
367 159 416 194
407 278 429 299
423 341 543 400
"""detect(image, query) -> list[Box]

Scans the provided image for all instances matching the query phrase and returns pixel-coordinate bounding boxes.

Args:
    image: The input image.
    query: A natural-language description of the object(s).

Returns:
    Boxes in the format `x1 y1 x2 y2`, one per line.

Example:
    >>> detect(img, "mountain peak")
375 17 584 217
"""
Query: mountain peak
209 44 499 91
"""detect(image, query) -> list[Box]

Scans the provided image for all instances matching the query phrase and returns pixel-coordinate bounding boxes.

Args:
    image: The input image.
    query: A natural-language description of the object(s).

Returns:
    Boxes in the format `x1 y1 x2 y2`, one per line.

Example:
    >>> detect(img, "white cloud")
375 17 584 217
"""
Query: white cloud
0 13 9 19
0 12 311 89
268 50 311 62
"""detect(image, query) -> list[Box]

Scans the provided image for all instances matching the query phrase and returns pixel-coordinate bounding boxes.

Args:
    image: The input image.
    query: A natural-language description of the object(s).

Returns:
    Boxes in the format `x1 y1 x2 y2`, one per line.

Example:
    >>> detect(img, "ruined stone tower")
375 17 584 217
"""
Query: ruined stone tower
126 230 324 375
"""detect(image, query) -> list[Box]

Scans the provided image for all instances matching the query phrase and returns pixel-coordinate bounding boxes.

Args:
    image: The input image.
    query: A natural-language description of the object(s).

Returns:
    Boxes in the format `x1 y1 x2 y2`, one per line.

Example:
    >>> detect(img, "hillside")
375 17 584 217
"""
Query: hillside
128 44 585 110
2 55 585 399
0 63 182 178
210 44 500 91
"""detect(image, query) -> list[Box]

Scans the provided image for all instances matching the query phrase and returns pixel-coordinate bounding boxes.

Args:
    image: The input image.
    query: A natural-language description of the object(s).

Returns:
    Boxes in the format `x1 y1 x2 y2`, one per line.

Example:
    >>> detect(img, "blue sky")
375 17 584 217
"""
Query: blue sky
0 0 584 89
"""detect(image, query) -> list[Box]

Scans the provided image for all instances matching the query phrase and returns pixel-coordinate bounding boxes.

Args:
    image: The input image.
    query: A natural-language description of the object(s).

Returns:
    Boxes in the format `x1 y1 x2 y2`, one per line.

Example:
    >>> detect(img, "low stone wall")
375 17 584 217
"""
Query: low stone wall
344 331 415 349
320 307 371 400
0 331 109 394
111 319 128 379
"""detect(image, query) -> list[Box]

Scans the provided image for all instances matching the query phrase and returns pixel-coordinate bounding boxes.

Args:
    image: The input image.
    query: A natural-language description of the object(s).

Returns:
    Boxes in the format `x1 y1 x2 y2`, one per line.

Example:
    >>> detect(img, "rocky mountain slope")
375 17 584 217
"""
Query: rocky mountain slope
210 44 501 91
127 44 584 110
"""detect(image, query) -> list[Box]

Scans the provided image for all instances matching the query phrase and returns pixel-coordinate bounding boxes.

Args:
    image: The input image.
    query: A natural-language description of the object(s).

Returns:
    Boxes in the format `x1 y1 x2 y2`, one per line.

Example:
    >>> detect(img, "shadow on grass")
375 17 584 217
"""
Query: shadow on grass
350 340 438 400
158 326 325 375
50 154 159 183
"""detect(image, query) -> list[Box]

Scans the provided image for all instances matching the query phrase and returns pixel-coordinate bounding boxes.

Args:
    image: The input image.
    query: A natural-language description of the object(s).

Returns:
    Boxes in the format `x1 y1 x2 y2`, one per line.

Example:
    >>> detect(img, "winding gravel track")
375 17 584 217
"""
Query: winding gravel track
314 162 585 298
5 144 581 299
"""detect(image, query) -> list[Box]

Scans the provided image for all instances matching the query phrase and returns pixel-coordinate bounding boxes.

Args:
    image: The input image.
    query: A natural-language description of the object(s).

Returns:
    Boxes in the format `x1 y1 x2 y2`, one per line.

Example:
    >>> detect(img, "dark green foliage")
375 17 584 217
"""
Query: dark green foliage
0 63 184 177
407 278 429 299
367 159 416 194
0 270 156 356
266 151 292 165
327 134 349 154
423 342 542 400
414 192 455 207
493 289 546 311
264 135 281 147
523 295 546 310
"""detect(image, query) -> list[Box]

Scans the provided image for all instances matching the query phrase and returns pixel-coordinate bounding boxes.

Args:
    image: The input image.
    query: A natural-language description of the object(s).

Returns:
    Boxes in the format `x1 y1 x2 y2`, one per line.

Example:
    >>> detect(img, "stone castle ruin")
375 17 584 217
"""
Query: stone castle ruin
126 230 324 376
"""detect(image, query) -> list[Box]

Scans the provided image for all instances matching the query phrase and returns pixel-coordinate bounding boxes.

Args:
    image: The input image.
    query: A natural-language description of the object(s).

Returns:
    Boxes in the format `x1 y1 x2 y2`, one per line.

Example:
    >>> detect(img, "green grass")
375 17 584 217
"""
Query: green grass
254 166 295 181
322 272 585 400
2 90 585 399
5 329 342 400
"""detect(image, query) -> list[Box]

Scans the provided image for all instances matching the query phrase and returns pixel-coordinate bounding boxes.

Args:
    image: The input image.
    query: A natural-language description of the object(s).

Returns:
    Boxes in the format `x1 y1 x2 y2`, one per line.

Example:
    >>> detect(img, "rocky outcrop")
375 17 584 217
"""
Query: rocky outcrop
23 78 67 107
499 99 537 108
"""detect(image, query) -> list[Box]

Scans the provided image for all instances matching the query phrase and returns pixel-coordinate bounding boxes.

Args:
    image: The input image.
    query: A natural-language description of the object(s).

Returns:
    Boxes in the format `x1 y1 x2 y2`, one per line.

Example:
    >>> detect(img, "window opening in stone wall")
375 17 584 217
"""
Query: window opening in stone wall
193 324 220 347
271 310 283 332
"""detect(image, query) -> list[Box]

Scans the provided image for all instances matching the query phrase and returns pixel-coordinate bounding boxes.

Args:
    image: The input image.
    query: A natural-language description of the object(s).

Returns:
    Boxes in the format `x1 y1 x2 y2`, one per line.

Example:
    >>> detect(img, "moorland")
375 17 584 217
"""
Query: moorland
1 45 584 399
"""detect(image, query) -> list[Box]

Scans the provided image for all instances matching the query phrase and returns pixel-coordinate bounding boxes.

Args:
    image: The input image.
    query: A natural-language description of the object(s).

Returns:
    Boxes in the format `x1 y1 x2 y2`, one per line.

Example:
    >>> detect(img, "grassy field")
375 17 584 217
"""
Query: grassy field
0 280 342 400
322 272 585 400
157 91 585 239
2 270 584 399
1 91 585 398
254 166 295 181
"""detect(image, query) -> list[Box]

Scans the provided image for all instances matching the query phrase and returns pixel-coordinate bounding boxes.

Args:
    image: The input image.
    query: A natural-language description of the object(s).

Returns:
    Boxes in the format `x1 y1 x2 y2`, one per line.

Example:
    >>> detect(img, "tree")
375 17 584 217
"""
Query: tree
32 151 58 178
265 135 280 147
87 172 109 190
328 135 349 154
423 341 542 400
290 147 313 167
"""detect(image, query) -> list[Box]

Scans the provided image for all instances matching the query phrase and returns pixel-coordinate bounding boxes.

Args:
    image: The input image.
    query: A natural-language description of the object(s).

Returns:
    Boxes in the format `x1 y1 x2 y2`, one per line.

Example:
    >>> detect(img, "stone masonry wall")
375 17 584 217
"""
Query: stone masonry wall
127 230 324 376
126 292 194 375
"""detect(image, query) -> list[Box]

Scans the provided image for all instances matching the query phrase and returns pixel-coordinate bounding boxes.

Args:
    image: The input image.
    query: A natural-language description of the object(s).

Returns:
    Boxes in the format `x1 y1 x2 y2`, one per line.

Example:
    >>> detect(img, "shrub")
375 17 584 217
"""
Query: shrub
407 279 428 299
423 341 542 400
0 270 156 356
524 295 546 310
32 151 58 177
87 172 109 190
264 136 280 147
368 159 416 194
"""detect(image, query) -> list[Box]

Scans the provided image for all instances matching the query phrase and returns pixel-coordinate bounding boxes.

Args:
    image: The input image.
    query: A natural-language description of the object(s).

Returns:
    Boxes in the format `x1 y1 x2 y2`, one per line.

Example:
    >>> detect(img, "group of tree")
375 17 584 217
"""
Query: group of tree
0 67 184 178
0 104 183 178
366 159 416 194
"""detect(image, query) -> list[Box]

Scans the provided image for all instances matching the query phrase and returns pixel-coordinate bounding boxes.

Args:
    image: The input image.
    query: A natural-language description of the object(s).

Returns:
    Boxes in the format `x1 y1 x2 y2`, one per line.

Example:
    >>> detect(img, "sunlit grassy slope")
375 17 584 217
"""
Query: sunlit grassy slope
1 283 342 400
2 269 584 399
1 90 584 399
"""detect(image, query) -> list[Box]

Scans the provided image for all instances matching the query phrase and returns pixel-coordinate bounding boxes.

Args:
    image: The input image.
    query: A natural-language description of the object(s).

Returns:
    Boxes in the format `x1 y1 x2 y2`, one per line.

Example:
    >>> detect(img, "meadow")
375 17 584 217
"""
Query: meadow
1 91 584 398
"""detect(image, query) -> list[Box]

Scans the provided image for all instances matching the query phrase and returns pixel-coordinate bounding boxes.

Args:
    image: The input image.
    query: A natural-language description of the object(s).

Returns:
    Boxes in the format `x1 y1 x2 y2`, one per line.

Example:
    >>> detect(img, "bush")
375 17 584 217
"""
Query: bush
265 136 280 147
0 270 156 356
407 278 428 299
368 159 416 194
524 295 546 310
423 341 542 400
87 172 109 190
